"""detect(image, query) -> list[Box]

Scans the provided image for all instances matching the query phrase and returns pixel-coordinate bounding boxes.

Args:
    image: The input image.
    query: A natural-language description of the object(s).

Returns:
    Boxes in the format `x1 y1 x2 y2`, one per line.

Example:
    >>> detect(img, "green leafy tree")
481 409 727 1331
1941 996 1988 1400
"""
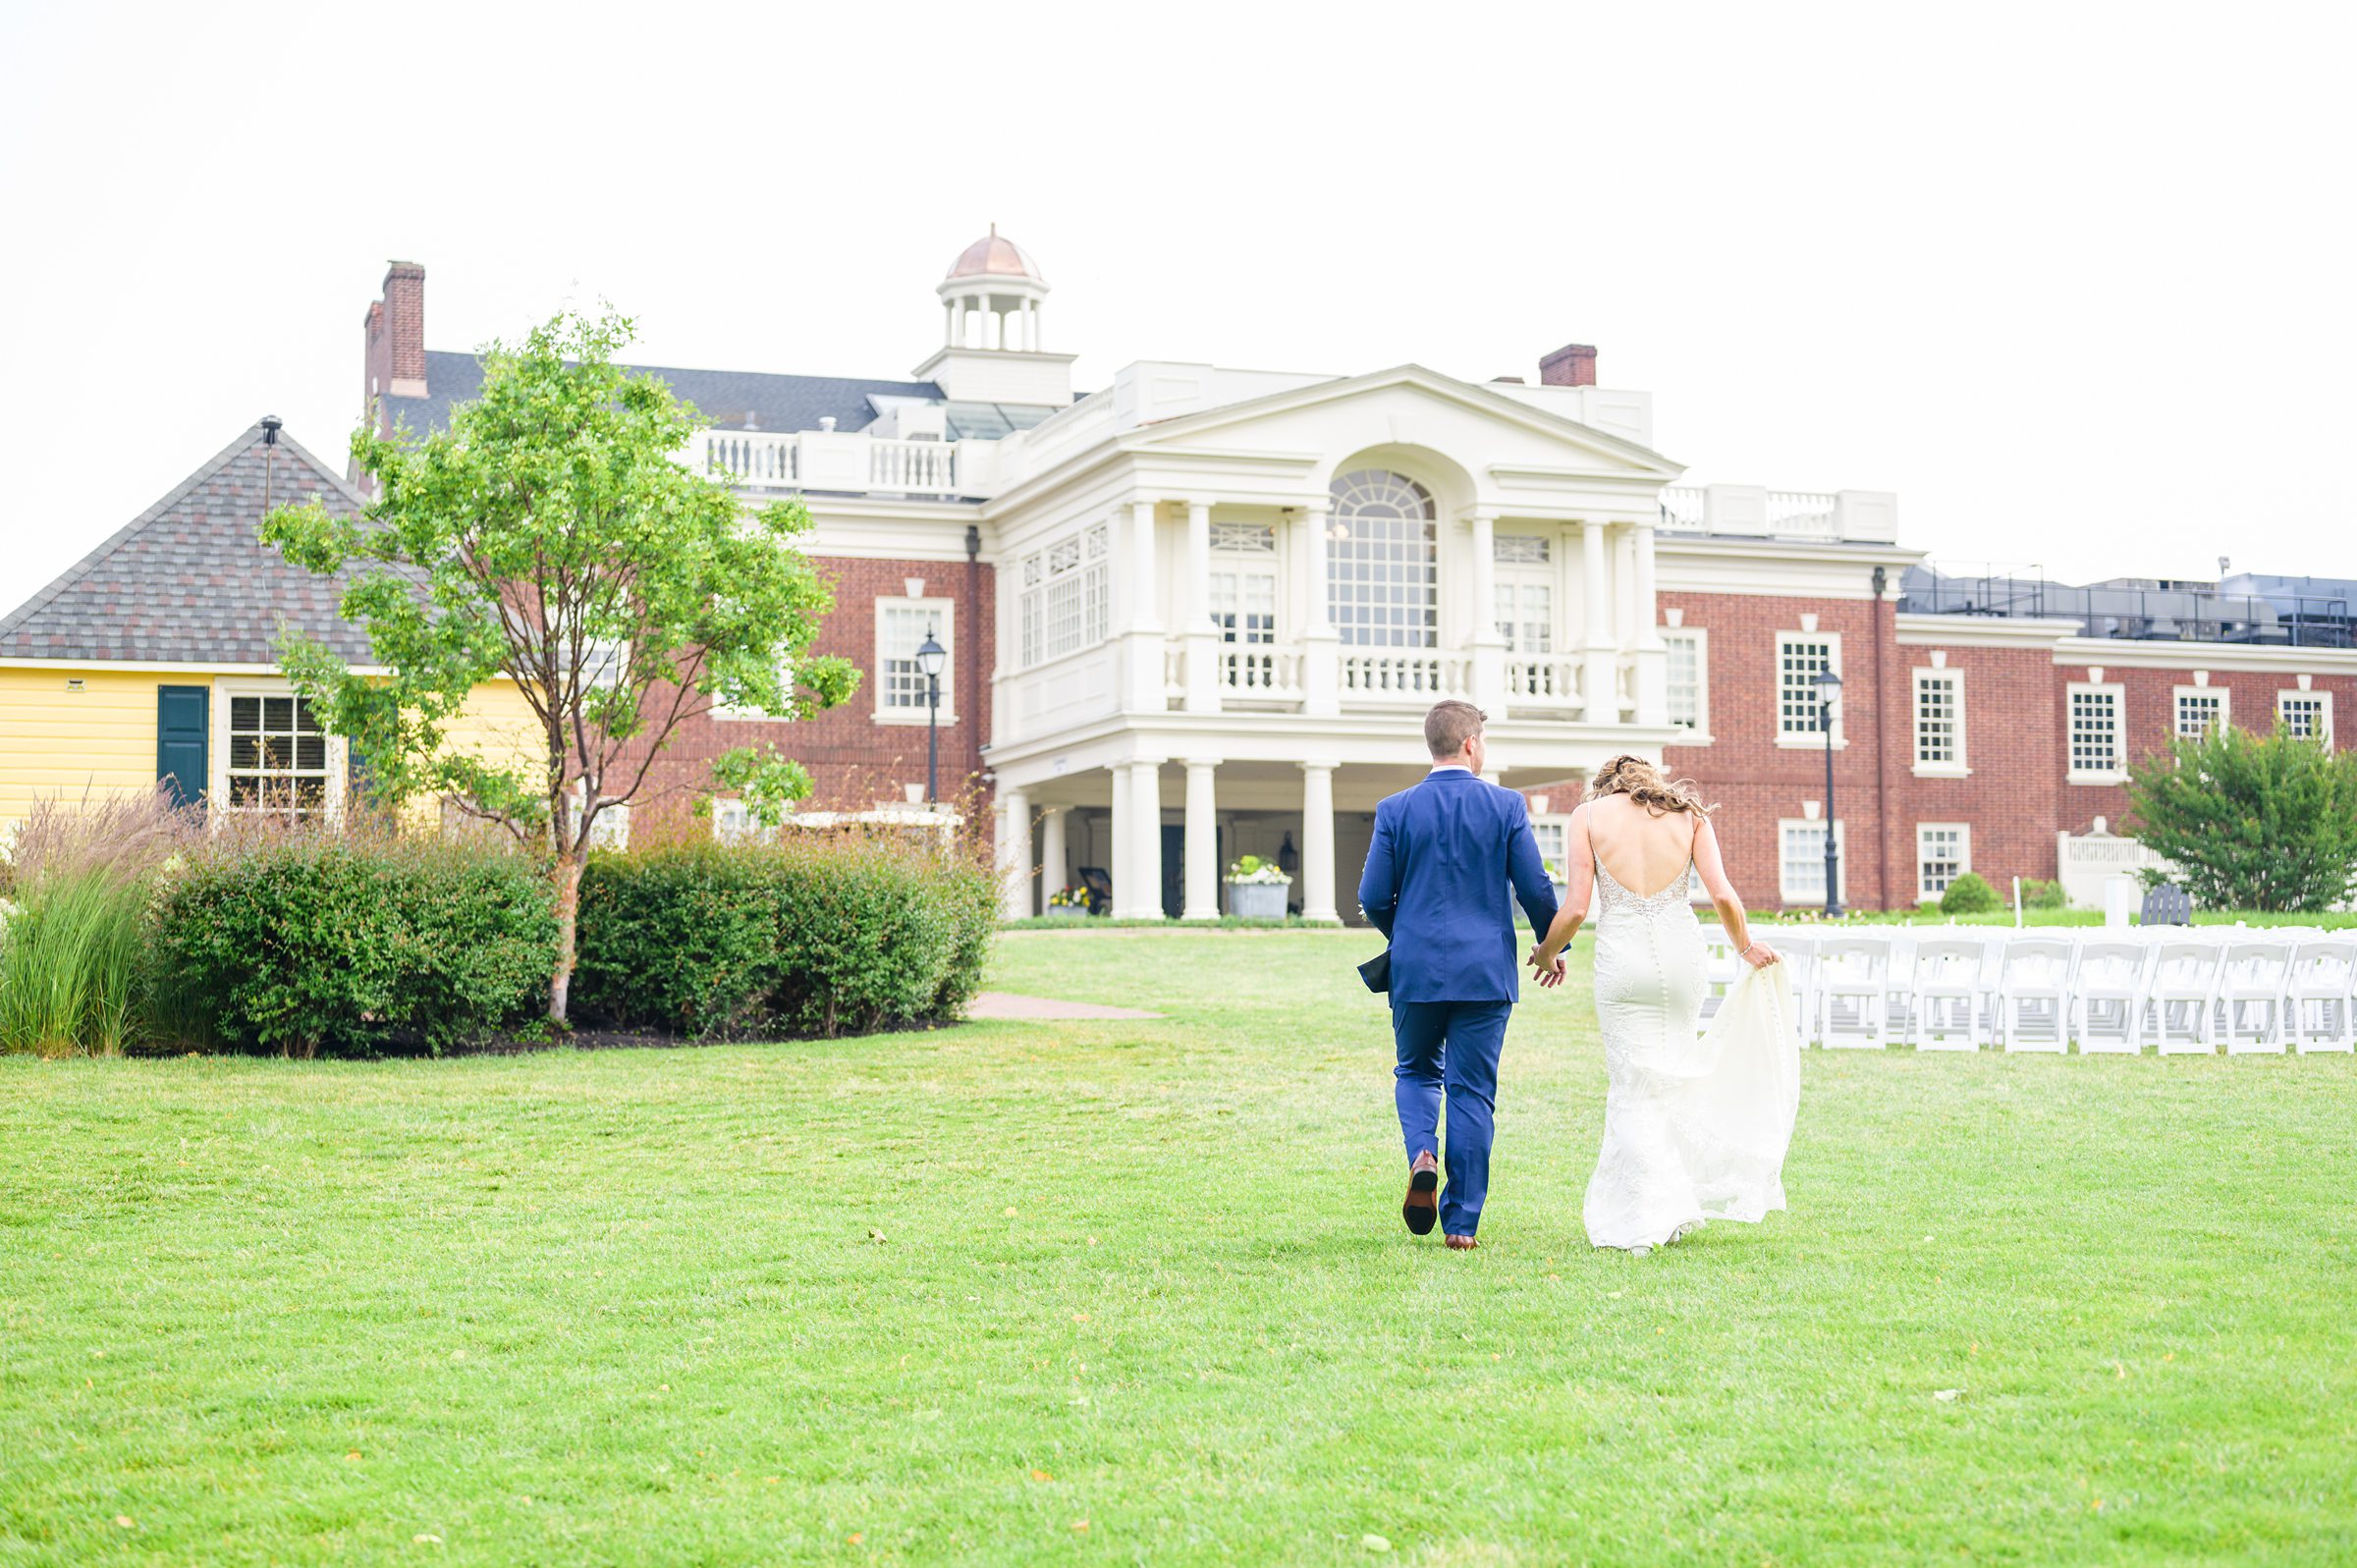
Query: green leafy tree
2123 723 2357 912
263 308 856 1022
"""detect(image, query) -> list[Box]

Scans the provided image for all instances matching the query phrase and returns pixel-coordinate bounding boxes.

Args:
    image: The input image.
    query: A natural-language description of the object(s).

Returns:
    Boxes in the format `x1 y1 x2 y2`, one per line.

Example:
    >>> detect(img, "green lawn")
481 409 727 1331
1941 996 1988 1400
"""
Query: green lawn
4 929 2353 1565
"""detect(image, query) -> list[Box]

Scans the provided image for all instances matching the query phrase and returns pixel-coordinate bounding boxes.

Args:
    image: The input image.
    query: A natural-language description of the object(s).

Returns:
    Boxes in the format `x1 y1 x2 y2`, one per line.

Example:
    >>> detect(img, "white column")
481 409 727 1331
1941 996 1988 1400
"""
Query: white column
1467 508 1507 717
1024 297 1039 351
1108 765 1129 918
1182 500 1220 713
1629 518 1668 727
999 786 1032 920
1299 762 1339 923
1127 759 1165 920
1122 499 1166 713
1039 806 1068 904
1300 500 1341 717
1181 760 1219 920
1581 517 1616 724
944 298 957 347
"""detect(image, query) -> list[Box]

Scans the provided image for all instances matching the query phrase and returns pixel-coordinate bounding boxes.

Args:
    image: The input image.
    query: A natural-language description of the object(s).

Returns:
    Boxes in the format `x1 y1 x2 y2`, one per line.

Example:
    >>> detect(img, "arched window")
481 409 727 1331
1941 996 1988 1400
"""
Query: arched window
1328 468 1437 648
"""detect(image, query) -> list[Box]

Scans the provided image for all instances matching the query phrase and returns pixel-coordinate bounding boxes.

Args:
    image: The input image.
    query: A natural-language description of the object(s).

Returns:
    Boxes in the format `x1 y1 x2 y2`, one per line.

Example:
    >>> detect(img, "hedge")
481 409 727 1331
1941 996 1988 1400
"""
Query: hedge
150 837 556 1056
572 836 997 1037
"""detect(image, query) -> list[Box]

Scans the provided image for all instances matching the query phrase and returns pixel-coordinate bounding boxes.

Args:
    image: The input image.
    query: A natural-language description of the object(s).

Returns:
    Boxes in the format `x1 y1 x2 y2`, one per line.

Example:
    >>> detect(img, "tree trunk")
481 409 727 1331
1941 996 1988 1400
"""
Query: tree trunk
550 845 582 1025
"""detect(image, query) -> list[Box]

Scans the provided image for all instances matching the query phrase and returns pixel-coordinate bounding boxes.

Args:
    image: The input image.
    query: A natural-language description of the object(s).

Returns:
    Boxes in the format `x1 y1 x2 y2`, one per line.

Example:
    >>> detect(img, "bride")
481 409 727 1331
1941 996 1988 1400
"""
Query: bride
1527 755 1800 1254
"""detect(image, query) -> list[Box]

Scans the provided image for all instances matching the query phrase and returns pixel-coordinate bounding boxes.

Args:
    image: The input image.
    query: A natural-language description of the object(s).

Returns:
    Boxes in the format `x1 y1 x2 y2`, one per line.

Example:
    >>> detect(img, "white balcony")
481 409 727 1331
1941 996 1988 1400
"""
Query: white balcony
688 428 972 499
1659 484 1896 543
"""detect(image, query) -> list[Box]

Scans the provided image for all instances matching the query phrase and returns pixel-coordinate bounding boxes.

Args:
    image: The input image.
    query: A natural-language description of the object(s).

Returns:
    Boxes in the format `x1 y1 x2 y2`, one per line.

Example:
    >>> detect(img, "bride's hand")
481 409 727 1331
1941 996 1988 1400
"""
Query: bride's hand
1741 941 1781 969
1528 946 1566 988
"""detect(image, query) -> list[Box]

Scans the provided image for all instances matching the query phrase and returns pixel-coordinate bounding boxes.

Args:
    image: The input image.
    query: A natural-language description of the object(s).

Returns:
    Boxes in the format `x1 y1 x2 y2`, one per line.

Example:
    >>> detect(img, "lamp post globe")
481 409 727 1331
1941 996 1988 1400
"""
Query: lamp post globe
1813 667 1843 917
915 628 947 803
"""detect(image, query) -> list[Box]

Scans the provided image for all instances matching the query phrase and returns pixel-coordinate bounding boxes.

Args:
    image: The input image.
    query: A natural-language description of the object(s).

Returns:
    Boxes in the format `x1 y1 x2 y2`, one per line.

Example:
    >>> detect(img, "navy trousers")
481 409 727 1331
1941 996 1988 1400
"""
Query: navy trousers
1392 999 1512 1238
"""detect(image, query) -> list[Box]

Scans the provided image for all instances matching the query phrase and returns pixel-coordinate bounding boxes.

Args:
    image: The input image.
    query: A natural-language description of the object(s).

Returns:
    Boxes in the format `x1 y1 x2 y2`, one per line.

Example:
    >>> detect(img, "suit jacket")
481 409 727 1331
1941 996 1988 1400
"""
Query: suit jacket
1356 770 1561 1003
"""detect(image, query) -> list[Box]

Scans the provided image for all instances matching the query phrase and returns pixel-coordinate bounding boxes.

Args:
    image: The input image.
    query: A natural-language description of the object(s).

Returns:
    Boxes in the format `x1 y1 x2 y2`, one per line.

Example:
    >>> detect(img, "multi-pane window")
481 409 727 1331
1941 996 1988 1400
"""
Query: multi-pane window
581 638 629 692
1327 468 1437 649
226 694 330 813
1493 580 1553 653
1209 569 1277 645
1779 820 1845 904
2278 691 2332 744
1530 818 1567 882
1016 521 1110 668
1914 668 1964 770
1663 630 1706 733
1917 823 1970 900
1210 521 1276 555
2068 685 2123 778
1493 534 1550 566
2174 688 2225 740
1777 634 1838 736
876 600 954 721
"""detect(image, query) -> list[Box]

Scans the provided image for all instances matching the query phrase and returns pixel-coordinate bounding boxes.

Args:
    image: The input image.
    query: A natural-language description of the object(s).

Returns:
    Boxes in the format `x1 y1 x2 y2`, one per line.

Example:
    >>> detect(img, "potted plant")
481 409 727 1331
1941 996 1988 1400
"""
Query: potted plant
1225 854 1292 920
1046 886 1092 919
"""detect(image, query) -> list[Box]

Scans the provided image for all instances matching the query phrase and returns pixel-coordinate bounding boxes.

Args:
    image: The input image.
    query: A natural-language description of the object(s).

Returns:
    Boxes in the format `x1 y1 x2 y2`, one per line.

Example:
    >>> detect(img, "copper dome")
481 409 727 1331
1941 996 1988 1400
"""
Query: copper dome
946 225 1042 283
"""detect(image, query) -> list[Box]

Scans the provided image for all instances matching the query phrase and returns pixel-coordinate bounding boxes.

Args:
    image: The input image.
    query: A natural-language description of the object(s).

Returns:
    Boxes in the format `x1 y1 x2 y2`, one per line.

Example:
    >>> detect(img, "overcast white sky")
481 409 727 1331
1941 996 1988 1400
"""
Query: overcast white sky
3 1 2351 614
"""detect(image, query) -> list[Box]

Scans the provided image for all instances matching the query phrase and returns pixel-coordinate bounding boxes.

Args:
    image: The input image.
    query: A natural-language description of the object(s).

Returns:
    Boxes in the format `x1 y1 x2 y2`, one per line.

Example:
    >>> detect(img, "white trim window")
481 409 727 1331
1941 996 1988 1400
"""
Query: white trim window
566 782 630 851
214 681 343 820
1016 520 1111 669
711 798 780 844
1779 818 1847 905
1529 816 1569 882
2173 685 2227 741
2066 681 2127 783
876 598 956 725
1775 632 1842 745
1664 628 1709 737
1492 534 1555 654
1912 667 1967 775
1917 823 1971 902
1327 468 1439 649
2278 689 2333 744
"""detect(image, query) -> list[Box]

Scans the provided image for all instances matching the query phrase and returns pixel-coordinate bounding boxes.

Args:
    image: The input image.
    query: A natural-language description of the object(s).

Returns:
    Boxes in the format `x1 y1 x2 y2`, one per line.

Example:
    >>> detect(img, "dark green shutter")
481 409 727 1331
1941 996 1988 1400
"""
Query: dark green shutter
157 685 208 812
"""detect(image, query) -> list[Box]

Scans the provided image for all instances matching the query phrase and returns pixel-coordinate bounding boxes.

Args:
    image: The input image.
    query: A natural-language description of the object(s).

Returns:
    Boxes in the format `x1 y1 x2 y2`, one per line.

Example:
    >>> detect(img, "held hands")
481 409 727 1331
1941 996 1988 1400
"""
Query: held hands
1527 946 1567 989
1741 941 1782 969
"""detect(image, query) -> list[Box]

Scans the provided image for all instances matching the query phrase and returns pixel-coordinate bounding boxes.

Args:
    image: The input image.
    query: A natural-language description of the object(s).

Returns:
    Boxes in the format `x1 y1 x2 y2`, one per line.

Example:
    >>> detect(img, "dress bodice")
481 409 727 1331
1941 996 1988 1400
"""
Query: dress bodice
1594 856 1696 921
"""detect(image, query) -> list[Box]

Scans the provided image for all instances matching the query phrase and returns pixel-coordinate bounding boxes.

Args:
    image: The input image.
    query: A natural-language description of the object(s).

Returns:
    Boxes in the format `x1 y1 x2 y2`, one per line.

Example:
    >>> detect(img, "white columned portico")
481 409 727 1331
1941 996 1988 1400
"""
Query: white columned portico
1628 518 1668 727
1126 759 1166 920
1581 517 1617 724
1299 501 1341 717
1299 761 1339 924
1181 759 1219 920
1039 806 1067 905
999 785 1032 919
1122 500 1166 712
1109 764 1130 919
1467 508 1507 716
1181 501 1220 713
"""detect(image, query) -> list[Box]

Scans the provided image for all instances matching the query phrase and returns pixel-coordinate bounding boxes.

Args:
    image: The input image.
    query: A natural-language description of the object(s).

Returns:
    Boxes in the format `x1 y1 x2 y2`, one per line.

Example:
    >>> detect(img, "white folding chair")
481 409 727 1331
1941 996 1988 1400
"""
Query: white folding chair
2215 939 2294 1054
1909 935 1989 1051
1882 934 1921 1046
1816 934 1891 1050
2142 939 2223 1054
2285 936 2357 1054
1771 931 1820 1045
2070 939 2153 1054
1997 936 2075 1053
1699 927 1743 1022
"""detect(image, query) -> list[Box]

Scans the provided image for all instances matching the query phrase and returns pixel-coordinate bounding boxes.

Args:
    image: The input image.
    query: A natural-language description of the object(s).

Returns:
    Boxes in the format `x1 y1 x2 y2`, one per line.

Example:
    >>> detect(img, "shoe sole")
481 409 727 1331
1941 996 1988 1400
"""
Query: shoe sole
1402 1166 1440 1235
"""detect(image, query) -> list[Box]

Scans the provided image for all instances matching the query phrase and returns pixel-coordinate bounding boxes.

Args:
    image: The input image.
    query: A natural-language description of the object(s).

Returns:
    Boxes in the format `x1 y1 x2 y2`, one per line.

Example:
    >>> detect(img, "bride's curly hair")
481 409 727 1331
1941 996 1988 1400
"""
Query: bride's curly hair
1585 754 1712 817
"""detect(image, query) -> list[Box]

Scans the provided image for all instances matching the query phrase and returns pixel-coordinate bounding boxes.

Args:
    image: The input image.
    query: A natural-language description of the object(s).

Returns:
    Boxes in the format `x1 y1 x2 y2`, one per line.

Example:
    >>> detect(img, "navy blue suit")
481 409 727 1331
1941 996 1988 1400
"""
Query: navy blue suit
1358 768 1561 1237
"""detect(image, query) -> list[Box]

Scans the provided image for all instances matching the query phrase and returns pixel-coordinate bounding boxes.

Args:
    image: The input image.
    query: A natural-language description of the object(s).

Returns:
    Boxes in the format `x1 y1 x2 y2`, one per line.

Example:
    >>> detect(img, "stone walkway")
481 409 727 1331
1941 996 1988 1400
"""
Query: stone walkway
964 991 1165 1021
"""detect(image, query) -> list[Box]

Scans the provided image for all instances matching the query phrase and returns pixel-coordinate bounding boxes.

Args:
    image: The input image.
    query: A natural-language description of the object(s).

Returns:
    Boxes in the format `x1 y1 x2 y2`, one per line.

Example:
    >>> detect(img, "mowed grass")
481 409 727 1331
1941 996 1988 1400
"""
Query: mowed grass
3 929 2353 1565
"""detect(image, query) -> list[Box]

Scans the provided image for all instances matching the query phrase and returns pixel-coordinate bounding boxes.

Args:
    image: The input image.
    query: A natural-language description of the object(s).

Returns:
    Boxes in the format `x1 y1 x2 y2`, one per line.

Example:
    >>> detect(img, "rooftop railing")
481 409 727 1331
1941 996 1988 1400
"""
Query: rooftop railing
1901 571 2355 648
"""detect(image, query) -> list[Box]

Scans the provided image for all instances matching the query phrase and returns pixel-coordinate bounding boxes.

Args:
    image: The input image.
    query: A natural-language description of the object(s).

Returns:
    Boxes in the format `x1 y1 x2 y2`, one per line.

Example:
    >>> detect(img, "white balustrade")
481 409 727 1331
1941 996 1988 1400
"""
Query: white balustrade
1658 485 1707 531
1505 654 1582 707
698 430 799 485
868 438 957 495
1220 643 1304 702
1339 651 1469 700
1766 491 1839 539
685 430 959 496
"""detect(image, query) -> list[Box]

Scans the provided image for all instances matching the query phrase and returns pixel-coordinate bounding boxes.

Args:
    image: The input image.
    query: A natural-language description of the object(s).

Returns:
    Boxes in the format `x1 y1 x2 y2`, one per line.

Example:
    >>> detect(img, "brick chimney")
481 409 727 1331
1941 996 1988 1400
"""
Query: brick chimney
1539 341 1597 388
362 261 428 425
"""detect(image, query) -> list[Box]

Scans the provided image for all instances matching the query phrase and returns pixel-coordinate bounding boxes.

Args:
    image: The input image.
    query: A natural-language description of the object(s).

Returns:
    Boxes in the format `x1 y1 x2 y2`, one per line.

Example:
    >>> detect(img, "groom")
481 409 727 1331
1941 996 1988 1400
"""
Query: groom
1357 701 1561 1250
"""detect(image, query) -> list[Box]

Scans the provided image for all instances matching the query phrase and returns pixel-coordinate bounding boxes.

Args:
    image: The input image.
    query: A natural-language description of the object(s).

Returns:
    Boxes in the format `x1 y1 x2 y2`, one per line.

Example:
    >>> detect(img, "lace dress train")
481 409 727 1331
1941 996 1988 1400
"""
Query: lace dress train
1582 858 1800 1251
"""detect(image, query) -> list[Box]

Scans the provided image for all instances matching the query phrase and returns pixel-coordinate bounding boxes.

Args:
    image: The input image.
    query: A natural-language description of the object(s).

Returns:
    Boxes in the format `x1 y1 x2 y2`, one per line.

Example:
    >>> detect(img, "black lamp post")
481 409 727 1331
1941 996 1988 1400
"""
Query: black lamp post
915 627 947 802
1813 667 1843 917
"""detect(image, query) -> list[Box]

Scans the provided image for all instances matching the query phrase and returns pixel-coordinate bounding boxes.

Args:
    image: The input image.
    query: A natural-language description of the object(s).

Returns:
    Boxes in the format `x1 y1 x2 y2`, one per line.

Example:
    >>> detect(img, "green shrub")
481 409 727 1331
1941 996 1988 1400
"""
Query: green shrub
1939 872 2001 916
2125 725 2357 911
2022 877 2067 910
0 873 152 1054
151 836 556 1056
573 835 996 1037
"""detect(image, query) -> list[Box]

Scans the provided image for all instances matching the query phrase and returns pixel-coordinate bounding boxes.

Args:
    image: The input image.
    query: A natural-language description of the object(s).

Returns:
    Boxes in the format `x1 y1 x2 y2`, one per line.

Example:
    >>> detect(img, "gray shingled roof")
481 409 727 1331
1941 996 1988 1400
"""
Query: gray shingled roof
390 351 1061 443
0 423 375 665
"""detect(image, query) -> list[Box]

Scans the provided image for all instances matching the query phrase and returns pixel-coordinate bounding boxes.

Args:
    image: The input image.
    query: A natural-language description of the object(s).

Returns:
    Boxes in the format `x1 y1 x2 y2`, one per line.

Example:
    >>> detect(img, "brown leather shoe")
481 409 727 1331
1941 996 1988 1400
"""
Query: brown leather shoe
1444 1233 1479 1251
1401 1151 1440 1235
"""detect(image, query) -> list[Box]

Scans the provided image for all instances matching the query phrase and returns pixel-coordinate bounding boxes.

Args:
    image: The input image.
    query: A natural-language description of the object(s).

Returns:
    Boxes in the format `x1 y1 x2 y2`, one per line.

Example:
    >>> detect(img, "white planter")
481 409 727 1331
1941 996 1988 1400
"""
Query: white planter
1226 881 1289 920
1047 904 1090 920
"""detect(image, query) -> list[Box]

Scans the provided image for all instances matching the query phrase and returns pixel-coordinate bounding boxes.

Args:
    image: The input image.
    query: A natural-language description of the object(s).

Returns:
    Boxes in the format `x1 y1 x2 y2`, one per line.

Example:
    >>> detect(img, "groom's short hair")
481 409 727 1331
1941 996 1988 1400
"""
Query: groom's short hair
1424 700 1487 759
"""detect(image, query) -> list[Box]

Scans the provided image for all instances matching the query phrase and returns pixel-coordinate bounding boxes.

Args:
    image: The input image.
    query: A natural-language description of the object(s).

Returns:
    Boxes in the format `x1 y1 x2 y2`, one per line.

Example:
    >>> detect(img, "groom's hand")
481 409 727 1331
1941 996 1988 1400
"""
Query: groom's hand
1528 946 1566 988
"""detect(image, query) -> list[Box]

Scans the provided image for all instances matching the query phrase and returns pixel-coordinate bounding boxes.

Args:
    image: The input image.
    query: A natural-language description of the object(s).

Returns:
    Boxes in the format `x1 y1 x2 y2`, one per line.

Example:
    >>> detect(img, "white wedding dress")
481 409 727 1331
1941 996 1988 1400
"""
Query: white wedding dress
1582 855 1801 1252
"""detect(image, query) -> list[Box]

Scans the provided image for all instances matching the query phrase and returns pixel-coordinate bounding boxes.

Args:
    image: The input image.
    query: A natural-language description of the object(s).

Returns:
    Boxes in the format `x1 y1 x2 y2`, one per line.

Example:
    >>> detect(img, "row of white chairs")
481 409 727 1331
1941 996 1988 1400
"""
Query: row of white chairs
1702 926 2357 1054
